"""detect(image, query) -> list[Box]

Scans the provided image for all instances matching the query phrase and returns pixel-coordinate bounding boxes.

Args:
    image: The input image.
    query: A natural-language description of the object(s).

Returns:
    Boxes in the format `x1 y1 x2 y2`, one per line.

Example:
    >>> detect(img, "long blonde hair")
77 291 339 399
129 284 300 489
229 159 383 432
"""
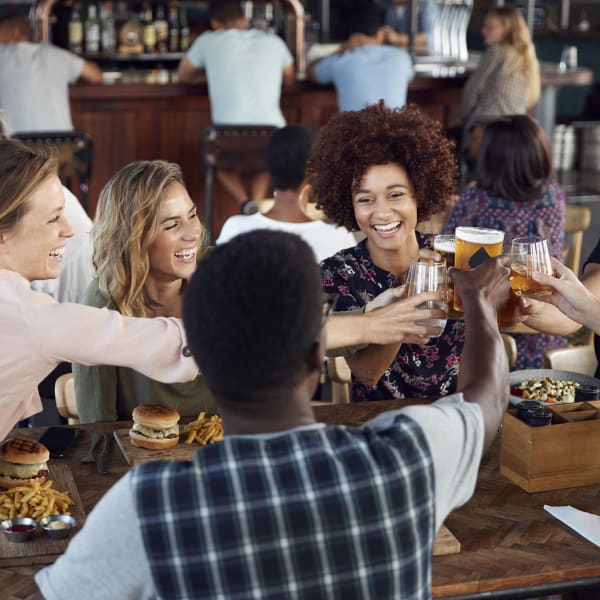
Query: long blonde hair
93 160 200 317
490 7 540 108
0 139 57 232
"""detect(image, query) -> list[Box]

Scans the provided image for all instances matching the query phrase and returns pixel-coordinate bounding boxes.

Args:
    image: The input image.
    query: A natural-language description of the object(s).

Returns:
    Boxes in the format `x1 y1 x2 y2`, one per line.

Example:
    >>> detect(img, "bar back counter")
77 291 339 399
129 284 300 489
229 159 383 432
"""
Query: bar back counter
69 73 465 232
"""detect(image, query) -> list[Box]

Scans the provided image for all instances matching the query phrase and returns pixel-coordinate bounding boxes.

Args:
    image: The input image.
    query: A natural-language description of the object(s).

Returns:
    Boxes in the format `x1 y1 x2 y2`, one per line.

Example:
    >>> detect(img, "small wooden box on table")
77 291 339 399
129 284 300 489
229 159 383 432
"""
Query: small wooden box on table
500 401 600 492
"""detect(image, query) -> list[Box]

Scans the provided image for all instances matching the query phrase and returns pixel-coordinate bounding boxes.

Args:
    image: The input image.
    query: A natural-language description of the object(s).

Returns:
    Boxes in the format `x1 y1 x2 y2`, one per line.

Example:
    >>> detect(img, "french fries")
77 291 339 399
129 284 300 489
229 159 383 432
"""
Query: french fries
182 411 224 446
0 479 74 521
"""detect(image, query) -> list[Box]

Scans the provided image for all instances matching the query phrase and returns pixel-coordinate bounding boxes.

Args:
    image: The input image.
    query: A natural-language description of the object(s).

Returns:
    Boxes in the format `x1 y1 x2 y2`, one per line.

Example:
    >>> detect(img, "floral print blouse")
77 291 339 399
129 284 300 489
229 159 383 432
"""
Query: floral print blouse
444 181 568 369
321 235 465 402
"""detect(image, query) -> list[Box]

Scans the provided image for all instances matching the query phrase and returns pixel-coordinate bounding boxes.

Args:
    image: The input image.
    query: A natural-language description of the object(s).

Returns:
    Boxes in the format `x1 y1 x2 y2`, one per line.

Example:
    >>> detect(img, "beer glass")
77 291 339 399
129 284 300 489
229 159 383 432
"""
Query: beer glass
433 234 455 267
509 236 553 297
406 258 448 344
454 227 504 311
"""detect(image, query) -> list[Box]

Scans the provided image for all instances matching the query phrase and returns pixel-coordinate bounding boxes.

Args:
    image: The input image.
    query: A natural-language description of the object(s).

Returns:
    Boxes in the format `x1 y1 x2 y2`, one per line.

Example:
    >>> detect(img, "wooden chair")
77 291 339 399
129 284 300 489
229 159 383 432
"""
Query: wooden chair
543 344 597 376
501 333 518 369
201 125 276 241
12 130 93 213
563 204 591 276
54 373 80 425
327 356 352 404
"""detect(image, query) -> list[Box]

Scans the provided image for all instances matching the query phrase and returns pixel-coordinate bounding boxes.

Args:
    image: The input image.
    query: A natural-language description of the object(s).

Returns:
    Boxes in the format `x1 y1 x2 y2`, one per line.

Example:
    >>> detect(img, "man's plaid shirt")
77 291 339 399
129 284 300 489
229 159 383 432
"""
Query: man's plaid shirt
132 415 435 599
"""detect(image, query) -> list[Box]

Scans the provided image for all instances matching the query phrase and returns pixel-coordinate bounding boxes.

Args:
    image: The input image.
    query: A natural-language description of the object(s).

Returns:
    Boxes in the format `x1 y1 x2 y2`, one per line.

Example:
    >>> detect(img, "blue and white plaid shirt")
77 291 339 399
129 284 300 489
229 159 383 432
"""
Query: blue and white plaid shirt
132 414 435 599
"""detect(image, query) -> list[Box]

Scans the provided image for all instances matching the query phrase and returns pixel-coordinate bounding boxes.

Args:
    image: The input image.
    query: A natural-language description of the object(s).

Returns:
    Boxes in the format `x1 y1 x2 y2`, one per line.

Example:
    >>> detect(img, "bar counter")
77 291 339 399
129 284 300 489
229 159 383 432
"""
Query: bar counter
69 61 592 236
69 73 466 228
2 400 600 599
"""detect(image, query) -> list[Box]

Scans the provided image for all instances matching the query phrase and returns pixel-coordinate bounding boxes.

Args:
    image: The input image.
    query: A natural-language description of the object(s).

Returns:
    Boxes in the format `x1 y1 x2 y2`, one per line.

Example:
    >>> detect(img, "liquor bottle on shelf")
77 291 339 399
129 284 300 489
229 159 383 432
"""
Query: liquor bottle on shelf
154 4 169 54
100 1 116 54
141 2 156 54
68 3 84 55
84 4 101 55
179 6 190 52
168 2 180 53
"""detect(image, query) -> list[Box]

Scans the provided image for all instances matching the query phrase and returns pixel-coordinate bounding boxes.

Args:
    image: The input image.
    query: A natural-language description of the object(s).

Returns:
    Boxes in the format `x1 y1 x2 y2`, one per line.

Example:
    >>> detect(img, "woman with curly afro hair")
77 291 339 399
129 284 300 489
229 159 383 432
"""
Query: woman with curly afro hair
309 101 463 401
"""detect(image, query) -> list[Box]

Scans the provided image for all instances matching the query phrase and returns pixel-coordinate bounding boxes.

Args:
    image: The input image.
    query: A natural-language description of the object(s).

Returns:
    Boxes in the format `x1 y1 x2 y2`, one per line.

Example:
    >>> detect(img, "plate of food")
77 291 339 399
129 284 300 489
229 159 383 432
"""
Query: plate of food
509 369 600 406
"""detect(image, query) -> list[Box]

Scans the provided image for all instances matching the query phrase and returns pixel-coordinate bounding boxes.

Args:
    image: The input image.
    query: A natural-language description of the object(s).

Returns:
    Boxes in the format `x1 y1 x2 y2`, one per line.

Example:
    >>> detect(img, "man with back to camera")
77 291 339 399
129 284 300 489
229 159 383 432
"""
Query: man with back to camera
177 0 295 215
216 124 356 261
374 0 440 50
0 15 102 136
35 230 510 599
308 5 413 112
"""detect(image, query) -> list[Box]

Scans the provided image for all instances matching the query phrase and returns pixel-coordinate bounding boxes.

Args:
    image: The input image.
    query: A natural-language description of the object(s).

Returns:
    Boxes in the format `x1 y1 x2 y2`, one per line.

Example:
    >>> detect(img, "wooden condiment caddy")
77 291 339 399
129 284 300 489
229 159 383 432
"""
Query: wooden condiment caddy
500 401 600 492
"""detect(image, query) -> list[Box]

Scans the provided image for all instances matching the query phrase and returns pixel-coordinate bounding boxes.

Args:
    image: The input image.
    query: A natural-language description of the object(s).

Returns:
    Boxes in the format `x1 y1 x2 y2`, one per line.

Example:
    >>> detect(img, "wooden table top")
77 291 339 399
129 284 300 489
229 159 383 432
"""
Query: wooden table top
2 400 600 600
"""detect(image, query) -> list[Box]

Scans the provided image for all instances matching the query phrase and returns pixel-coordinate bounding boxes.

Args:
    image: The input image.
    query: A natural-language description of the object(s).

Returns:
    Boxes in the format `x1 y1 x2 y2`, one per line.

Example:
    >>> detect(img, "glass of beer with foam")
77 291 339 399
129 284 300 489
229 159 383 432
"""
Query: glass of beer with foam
433 234 455 267
454 227 504 312
509 236 554 297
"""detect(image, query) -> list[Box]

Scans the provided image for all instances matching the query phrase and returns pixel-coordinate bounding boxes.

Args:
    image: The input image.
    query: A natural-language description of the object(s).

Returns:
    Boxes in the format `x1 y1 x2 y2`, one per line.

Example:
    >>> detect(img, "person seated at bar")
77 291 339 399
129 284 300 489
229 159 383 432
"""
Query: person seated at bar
444 115 568 369
312 101 463 401
373 0 439 50
217 124 356 262
308 5 413 112
176 0 294 214
460 7 540 168
34 229 510 599
0 138 199 440
74 160 217 423
0 15 102 136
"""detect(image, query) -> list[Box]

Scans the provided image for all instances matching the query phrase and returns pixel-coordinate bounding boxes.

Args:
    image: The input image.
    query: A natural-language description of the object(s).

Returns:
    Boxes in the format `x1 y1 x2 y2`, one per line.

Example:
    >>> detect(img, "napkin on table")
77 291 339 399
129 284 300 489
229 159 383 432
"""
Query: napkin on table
544 505 600 548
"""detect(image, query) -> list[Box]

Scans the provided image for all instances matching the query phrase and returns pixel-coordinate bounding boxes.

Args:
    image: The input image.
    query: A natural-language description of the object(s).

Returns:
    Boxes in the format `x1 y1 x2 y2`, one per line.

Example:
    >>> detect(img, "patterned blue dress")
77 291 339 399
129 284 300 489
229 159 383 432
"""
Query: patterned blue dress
321 235 465 401
444 181 568 369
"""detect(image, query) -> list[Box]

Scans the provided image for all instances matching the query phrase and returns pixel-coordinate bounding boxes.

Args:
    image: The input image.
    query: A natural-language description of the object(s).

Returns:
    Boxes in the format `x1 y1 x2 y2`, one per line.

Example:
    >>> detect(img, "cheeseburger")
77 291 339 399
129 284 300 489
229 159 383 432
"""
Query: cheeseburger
129 404 180 450
0 437 50 489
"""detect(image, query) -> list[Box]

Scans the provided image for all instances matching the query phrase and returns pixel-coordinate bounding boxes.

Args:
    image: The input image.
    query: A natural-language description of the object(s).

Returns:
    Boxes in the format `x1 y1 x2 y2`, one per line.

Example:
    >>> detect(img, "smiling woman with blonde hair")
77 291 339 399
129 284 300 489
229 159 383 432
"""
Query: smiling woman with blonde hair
0 140 198 439
74 160 216 423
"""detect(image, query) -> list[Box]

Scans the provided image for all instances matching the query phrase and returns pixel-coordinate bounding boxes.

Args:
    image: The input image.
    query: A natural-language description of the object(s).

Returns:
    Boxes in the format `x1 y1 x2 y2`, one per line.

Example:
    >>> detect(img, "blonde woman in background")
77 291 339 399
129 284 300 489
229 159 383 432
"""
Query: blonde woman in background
74 160 216 423
461 6 540 163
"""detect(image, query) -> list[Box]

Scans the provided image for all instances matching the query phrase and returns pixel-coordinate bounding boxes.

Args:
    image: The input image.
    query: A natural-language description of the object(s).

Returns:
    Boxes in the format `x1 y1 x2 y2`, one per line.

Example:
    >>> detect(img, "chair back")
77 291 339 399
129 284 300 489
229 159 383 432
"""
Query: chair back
12 130 93 213
563 204 591 275
543 344 597 376
502 333 518 369
327 356 352 404
200 125 276 241
54 373 80 425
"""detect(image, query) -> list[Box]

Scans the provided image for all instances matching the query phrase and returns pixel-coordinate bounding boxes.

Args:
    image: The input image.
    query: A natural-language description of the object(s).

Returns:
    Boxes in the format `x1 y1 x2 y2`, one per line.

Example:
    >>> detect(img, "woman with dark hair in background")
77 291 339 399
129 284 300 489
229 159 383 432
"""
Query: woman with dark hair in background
444 114 567 369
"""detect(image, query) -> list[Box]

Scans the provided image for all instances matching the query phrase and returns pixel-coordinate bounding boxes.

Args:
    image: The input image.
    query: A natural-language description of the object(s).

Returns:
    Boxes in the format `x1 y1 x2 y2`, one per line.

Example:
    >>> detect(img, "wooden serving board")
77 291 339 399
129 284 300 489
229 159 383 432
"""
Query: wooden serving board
434 524 461 556
0 463 86 567
114 428 197 465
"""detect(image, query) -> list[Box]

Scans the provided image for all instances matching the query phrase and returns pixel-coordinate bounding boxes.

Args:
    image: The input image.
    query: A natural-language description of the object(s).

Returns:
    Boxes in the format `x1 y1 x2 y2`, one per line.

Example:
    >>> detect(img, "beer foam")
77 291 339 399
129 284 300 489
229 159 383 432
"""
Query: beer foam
434 240 455 254
455 227 504 245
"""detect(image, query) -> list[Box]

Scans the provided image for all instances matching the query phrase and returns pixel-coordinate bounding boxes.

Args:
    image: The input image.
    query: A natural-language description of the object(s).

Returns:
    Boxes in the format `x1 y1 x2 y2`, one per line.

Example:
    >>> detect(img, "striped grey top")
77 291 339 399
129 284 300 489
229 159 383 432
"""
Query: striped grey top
462 44 529 129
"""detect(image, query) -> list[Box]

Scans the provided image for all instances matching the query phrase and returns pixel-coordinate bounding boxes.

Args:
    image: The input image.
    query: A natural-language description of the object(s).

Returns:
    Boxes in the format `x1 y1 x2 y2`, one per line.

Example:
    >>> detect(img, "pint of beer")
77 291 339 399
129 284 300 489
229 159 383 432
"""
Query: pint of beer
454 227 504 312
433 234 455 268
509 236 553 297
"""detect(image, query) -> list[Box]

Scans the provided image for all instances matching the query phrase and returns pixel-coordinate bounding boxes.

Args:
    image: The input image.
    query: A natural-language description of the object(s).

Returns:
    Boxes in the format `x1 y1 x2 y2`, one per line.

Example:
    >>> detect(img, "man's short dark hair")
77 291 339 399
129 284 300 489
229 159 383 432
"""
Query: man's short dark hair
183 231 323 400
348 5 385 37
266 125 317 191
209 0 244 23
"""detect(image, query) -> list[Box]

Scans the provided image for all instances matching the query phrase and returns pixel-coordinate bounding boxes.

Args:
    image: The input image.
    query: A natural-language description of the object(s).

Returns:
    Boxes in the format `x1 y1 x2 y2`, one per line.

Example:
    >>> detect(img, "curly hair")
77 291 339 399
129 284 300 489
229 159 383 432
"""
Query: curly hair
306 102 457 231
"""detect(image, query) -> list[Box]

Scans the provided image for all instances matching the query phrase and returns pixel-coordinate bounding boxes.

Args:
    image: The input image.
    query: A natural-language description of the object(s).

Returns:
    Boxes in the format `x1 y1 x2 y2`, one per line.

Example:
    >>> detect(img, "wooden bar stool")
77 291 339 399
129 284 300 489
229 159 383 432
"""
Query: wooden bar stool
200 125 275 241
12 130 93 214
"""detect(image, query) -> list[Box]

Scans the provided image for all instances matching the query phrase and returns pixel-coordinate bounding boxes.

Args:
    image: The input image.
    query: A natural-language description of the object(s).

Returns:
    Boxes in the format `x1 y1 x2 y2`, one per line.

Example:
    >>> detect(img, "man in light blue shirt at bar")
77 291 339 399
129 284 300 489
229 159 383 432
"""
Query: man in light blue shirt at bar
308 5 413 112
